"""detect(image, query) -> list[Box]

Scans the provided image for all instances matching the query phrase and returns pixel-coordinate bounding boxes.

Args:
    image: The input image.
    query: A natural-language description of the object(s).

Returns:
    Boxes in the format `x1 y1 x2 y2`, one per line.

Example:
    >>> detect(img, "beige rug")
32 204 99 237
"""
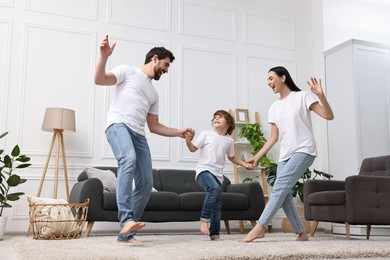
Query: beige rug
11 232 390 260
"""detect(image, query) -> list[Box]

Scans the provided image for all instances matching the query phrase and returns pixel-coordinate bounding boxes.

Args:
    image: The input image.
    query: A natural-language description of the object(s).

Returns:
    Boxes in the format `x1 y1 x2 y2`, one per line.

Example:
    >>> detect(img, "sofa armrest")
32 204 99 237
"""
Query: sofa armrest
304 179 345 220
226 182 265 214
345 175 390 224
69 177 105 221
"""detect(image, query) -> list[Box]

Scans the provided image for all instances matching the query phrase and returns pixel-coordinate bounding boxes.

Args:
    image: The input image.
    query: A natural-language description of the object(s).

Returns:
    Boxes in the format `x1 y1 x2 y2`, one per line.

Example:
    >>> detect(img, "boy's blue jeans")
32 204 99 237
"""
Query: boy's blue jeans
196 171 222 239
105 123 153 241
259 152 315 234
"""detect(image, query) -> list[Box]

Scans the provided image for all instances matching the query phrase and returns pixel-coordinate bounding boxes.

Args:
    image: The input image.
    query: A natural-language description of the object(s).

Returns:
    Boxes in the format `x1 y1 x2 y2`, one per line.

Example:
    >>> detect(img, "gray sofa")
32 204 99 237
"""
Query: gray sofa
69 167 265 237
304 155 390 239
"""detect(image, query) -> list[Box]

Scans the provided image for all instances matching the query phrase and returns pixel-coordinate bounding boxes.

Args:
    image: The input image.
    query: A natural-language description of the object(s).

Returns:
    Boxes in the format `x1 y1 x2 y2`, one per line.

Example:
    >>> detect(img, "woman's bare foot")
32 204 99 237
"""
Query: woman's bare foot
200 222 210 236
239 224 265 243
296 231 309 241
120 221 145 236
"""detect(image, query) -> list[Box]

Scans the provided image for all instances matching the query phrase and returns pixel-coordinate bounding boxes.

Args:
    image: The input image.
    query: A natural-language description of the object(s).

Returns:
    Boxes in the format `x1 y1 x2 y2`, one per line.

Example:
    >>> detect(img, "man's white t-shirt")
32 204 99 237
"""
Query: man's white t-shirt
268 91 318 162
192 130 234 183
105 65 159 136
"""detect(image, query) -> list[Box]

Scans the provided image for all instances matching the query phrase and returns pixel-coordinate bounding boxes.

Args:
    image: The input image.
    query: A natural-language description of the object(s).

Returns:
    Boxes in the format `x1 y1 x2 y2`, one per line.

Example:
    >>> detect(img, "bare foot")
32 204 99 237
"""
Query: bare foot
117 237 140 243
120 221 145 236
296 231 309 241
200 222 210 236
211 236 220 241
239 224 265 243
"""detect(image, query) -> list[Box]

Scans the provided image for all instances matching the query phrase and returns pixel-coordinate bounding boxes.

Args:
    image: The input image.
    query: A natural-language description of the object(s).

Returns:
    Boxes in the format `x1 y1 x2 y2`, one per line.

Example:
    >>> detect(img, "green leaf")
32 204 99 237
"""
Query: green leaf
0 202 12 208
6 193 24 201
0 132 8 139
7 174 21 187
16 163 31 169
11 145 20 157
4 155 12 168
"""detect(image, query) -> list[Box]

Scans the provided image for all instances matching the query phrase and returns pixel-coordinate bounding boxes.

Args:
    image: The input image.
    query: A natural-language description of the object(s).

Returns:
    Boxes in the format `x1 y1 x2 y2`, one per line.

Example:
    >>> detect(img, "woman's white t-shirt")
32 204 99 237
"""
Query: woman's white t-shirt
268 91 318 162
192 130 234 183
105 65 159 136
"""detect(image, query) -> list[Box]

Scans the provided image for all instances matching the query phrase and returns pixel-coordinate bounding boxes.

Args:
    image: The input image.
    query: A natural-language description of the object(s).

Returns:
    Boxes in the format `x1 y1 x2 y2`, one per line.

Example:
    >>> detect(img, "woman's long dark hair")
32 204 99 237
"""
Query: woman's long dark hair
269 66 301 91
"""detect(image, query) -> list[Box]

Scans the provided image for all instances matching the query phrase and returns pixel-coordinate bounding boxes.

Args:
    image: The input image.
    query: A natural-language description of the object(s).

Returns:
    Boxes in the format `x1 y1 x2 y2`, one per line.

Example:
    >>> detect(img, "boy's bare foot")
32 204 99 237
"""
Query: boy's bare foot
296 231 309 241
239 224 265 243
200 222 210 236
120 221 145 236
211 236 220 241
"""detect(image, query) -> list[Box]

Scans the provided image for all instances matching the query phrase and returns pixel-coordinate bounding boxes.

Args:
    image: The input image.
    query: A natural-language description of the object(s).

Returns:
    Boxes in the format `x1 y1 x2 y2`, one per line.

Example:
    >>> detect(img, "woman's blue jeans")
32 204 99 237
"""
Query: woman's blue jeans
259 152 315 234
196 171 222 239
105 123 153 241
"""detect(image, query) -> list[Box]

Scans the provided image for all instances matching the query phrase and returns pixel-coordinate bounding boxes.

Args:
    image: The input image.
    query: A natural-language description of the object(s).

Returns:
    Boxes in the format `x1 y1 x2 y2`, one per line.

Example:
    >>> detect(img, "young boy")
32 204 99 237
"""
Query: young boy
185 110 249 240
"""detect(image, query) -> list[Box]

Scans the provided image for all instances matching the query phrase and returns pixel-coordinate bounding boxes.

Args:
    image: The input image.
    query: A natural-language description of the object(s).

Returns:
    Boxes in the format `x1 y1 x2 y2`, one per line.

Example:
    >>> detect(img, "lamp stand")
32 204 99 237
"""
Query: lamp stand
37 129 70 200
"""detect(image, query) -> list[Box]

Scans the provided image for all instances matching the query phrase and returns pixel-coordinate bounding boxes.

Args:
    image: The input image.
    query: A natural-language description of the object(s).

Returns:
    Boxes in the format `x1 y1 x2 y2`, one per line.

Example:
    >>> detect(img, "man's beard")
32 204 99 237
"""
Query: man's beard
154 73 161 80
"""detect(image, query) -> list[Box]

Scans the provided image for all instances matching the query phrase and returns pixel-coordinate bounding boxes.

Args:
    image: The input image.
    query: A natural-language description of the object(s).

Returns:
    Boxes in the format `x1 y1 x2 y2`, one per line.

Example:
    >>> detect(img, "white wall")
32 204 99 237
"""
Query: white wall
322 0 390 51
1 0 322 233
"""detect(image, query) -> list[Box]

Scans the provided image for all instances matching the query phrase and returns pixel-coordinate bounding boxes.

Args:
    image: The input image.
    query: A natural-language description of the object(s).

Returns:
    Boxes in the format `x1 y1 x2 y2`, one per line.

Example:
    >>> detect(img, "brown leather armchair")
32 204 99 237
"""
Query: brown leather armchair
304 155 390 239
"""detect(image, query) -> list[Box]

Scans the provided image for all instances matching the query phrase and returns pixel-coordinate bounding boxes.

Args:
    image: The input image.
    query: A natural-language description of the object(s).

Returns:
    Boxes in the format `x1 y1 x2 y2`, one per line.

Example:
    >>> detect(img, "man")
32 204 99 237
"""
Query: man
94 35 194 243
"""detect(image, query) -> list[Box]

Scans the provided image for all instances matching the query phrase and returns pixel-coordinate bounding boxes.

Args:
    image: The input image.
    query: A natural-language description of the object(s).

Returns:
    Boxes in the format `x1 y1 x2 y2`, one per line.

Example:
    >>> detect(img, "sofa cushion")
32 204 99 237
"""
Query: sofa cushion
179 192 249 211
308 191 345 205
102 192 117 210
180 192 205 210
221 193 249 210
145 192 180 210
85 167 116 193
158 169 203 194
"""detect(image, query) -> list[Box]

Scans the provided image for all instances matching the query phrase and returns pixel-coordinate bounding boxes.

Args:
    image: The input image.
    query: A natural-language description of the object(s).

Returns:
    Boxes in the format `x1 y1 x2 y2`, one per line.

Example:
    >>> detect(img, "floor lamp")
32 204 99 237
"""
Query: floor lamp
37 108 76 201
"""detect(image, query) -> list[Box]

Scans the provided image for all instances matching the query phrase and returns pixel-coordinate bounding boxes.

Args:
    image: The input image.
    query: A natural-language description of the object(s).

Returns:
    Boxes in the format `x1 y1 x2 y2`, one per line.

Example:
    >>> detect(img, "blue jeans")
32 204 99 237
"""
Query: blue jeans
196 171 222 239
105 123 153 241
259 152 315 234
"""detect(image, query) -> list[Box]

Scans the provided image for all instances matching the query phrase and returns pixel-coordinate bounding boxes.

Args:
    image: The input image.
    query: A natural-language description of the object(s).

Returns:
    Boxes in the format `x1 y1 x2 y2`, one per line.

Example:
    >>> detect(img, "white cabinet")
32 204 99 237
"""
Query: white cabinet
325 39 390 180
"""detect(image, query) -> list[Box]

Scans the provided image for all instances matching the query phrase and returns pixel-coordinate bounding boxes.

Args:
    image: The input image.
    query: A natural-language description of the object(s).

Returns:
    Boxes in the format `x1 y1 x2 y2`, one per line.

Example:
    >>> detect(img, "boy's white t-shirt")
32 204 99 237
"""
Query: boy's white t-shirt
192 130 234 183
268 91 318 162
105 65 159 136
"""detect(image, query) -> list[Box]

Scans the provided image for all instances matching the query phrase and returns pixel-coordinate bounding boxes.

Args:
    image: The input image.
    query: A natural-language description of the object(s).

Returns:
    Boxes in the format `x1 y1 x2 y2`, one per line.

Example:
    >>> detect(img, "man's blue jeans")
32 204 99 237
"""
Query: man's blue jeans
259 152 315 234
105 123 153 241
196 171 222 239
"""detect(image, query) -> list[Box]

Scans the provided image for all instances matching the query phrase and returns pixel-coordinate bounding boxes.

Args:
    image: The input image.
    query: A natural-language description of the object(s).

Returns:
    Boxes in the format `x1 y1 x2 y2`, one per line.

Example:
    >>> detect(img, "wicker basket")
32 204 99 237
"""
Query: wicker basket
29 199 89 240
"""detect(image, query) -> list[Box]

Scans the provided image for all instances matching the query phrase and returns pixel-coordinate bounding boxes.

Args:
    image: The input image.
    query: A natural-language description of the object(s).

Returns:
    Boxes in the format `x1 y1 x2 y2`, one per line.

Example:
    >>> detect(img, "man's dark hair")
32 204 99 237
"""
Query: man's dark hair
144 47 175 64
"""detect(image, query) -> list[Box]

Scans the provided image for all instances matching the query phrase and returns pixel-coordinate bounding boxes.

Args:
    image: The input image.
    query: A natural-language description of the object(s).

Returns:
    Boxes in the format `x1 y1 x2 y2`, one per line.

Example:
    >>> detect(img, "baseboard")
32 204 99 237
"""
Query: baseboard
332 223 390 236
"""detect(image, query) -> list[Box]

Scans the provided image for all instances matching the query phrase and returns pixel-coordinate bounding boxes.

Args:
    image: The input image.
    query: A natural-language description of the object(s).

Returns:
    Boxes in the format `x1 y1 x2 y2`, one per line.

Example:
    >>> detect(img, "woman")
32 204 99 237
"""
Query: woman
240 66 334 243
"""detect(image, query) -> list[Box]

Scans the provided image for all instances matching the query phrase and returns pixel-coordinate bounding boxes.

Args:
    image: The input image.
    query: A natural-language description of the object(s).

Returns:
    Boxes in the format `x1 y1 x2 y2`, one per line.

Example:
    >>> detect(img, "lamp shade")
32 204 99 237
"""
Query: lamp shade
42 108 76 132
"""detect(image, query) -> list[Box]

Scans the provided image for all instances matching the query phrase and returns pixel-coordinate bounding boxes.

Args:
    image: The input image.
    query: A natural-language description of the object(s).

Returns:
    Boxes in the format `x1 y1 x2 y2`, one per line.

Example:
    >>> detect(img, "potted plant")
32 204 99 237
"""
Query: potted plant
238 122 273 168
0 132 31 239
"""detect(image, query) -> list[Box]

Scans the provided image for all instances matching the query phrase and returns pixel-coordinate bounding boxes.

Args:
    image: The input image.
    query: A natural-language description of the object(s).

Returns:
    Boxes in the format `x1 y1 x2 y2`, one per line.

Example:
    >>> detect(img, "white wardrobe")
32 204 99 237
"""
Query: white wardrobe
325 39 390 181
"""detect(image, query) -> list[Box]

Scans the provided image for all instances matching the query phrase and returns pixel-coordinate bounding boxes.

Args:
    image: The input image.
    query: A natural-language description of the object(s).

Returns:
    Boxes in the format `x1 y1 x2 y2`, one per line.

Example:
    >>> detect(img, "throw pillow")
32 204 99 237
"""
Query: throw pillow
85 167 116 193
27 196 78 239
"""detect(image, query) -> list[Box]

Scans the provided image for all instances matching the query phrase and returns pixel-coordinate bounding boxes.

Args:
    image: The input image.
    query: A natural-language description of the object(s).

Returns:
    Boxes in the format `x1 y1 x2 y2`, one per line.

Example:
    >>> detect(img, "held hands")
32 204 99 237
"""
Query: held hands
307 77 324 97
100 35 116 59
183 128 195 141
245 158 258 170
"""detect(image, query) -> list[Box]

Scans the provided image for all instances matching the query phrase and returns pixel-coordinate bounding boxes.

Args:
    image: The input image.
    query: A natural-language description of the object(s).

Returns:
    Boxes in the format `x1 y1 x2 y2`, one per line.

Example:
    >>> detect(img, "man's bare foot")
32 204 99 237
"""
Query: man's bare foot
239 224 265 243
117 237 140 243
120 221 145 236
200 222 210 236
296 231 309 241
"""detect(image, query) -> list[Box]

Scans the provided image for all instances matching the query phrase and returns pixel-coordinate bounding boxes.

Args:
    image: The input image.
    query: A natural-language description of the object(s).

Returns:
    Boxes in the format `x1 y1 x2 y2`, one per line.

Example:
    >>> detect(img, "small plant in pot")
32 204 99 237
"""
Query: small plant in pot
238 122 273 168
0 132 31 239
